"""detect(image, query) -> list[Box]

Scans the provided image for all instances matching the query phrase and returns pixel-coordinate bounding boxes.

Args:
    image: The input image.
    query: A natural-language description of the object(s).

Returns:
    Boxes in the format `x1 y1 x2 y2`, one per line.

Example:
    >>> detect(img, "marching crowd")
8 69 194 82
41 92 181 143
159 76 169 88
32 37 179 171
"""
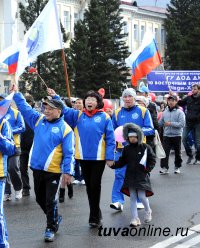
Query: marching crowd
0 82 200 247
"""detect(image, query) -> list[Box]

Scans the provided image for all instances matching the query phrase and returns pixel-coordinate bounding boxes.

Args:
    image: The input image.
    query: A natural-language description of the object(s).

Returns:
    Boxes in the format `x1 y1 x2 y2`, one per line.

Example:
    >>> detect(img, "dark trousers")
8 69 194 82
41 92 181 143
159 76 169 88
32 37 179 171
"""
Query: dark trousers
160 136 182 169
5 153 22 194
74 160 84 181
80 160 105 224
182 123 200 160
32 170 61 231
20 151 31 191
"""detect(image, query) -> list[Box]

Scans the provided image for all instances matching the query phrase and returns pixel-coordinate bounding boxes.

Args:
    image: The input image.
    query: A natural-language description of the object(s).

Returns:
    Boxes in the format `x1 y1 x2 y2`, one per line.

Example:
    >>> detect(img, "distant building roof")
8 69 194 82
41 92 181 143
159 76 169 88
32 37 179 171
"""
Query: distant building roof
139 6 167 14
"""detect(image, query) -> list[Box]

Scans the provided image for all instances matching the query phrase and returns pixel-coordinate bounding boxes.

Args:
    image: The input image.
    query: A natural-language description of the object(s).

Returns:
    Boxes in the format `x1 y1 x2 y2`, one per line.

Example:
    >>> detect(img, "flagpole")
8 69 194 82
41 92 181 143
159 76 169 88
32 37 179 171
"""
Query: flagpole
61 49 71 98
160 62 171 92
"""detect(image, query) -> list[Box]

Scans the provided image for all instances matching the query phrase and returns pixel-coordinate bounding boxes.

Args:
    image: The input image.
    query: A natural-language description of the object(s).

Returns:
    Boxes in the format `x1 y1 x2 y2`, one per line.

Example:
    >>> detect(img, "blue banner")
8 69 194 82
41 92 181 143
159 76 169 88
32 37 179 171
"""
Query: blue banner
147 71 200 92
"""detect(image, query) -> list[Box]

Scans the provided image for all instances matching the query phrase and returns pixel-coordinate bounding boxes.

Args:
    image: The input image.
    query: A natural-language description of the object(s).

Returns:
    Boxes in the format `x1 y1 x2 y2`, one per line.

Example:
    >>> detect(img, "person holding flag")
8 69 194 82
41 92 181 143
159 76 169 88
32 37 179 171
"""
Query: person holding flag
9 83 74 242
0 95 16 247
108 123 156 227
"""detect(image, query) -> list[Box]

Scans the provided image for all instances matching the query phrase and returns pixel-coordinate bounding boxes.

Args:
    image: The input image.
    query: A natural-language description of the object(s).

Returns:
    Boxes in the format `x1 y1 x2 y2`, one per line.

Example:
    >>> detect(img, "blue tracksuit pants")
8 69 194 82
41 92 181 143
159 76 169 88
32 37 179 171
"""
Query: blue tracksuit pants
0 180 9 248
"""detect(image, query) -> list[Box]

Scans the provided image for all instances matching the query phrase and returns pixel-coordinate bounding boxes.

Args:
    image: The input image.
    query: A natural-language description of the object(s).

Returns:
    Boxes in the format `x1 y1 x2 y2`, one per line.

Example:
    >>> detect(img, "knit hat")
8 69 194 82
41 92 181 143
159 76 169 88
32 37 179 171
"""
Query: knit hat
136 96 149 107
122 88 136 98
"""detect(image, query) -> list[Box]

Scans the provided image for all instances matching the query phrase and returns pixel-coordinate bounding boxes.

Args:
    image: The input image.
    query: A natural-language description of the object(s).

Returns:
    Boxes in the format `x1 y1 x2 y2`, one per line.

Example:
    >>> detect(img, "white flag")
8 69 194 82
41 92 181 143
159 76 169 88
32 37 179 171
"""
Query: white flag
16 0 63 78
139 148 147 168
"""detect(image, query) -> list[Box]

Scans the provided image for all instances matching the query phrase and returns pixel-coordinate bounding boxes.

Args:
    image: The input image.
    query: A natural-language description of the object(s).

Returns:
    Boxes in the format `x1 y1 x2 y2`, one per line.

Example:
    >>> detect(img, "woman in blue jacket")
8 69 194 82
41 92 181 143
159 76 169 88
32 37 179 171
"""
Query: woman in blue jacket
48 89 115 228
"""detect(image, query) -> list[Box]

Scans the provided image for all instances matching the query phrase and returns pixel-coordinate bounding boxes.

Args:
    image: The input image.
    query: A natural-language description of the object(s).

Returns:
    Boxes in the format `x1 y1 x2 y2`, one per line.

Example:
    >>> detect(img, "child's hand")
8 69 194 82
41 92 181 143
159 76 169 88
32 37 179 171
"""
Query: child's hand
106 160 114 167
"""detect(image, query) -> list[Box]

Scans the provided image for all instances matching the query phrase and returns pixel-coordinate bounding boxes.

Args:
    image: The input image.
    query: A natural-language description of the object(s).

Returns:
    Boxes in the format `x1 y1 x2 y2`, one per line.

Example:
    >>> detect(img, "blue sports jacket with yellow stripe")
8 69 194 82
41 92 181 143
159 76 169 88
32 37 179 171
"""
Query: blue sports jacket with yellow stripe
13 93 74 174
4 106 25 148
113 105 155 136
0 119 15 178
62 107 115 161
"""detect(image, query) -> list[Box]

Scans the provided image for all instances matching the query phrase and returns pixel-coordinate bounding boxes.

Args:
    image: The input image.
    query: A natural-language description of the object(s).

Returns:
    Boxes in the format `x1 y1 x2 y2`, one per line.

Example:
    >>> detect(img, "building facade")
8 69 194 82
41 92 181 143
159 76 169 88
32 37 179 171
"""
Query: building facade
0 0 166 93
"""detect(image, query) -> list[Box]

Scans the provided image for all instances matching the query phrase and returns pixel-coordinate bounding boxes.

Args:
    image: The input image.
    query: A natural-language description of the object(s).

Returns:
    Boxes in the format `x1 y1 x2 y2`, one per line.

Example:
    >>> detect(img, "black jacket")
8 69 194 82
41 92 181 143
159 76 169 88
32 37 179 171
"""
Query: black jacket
178 95 200 125
112 143 156 197
20 122 34 152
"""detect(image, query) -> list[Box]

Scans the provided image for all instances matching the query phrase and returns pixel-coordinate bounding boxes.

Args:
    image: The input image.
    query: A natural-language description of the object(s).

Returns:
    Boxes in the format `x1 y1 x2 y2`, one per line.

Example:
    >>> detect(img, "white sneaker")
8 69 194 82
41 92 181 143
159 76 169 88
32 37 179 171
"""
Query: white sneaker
193 159 200 165
110 202 123 211
80 180 85 185
72 180 81 185
15 190 22 200
144 209 152 223
137 202 144 209
174 167 181 174
130 218 141 227
4 194 12 202
159 168 169 175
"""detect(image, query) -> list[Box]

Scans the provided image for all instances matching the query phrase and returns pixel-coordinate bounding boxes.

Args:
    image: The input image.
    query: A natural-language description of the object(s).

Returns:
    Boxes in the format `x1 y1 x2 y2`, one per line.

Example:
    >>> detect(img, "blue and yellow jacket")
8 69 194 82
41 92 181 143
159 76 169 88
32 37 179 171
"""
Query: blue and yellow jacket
0 119 15 178
113 105 154 148
5 106 25 148
62 107 115 161
13 93 74 174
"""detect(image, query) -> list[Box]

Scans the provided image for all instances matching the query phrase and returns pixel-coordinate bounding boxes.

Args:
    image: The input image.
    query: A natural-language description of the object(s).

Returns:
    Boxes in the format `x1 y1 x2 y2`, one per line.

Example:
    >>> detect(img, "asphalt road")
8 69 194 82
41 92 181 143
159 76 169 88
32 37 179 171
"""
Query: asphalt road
5 150 200 248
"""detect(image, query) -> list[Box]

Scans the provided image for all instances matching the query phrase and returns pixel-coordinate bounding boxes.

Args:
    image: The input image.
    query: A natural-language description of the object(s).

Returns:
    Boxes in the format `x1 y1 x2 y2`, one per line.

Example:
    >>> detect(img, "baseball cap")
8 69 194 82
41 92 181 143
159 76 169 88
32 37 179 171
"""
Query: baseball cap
42 96 64 110
138 85 149 93
0 93 8 99
167 95 178 101
122 88 136 98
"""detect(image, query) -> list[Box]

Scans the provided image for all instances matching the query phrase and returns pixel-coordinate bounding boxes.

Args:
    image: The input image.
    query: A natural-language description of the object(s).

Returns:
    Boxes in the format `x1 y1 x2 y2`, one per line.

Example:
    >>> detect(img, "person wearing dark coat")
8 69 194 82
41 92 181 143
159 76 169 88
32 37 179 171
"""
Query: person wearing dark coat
20 95 35 196
108 123 156 227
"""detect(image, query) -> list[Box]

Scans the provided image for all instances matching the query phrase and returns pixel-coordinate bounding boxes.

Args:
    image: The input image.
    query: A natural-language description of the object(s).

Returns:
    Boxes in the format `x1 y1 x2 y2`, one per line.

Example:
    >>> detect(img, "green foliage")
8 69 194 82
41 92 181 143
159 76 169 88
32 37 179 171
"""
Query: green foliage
70 0 130 98
18 0 70 100
165 0 200 69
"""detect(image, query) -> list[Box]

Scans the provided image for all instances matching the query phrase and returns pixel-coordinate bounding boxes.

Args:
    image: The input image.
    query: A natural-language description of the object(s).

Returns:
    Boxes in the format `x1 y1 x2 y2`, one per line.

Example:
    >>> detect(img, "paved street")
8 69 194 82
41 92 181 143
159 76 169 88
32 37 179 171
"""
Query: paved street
5 151 200 248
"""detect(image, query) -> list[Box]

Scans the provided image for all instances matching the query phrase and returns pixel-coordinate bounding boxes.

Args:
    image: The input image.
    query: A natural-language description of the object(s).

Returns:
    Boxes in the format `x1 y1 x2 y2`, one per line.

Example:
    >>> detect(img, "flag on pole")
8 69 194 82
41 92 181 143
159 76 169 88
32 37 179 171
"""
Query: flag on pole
125 30 162 87
0 92 14 120
0 44 21 74
16 0 63 78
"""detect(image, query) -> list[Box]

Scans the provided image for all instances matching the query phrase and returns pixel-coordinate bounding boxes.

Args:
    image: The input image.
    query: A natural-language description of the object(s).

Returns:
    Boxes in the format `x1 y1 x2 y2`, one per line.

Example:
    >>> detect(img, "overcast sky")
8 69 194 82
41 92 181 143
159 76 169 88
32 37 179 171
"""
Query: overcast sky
138 0 170 7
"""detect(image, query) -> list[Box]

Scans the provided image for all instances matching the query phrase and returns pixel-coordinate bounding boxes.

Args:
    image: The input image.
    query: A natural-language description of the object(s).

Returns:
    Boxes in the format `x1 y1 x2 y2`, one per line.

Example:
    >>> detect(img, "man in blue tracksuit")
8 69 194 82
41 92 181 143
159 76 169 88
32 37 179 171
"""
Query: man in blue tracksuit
10 84 74 242
110 88 155 211
0 117 15 248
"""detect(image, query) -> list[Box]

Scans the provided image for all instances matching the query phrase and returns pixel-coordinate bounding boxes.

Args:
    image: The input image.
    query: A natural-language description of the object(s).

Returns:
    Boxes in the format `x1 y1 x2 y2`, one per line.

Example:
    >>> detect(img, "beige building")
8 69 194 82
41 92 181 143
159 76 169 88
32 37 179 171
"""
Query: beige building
0 0 166 93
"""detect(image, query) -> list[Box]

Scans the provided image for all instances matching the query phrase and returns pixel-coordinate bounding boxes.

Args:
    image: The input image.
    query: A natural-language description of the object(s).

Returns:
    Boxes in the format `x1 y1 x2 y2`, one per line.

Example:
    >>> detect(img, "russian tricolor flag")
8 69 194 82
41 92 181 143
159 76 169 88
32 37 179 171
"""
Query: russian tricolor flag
0 44 20 74
125 30 162 87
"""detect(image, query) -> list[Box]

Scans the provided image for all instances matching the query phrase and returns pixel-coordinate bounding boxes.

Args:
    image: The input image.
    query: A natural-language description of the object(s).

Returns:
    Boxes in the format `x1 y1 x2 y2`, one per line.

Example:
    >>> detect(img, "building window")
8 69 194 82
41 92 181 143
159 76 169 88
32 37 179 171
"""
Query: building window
64 11 70 32
74 13 79 24
161 28 165 44
124 21 128 34
134 24 138 41
4 80 11 94
141 25 145 41
154 27 158 42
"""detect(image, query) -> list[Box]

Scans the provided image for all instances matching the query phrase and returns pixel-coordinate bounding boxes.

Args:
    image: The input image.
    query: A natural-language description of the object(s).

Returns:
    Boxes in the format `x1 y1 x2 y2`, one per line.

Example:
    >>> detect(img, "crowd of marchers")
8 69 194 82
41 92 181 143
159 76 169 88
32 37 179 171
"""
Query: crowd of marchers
0 82 200 247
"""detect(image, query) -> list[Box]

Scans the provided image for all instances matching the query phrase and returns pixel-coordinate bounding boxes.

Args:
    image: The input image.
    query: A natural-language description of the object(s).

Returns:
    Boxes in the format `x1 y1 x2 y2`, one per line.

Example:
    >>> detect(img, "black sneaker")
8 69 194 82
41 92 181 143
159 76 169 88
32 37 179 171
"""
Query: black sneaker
22 189 30 197
67 184 73 199
59 188 65 203
89 221 102 228
186 157 193 164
